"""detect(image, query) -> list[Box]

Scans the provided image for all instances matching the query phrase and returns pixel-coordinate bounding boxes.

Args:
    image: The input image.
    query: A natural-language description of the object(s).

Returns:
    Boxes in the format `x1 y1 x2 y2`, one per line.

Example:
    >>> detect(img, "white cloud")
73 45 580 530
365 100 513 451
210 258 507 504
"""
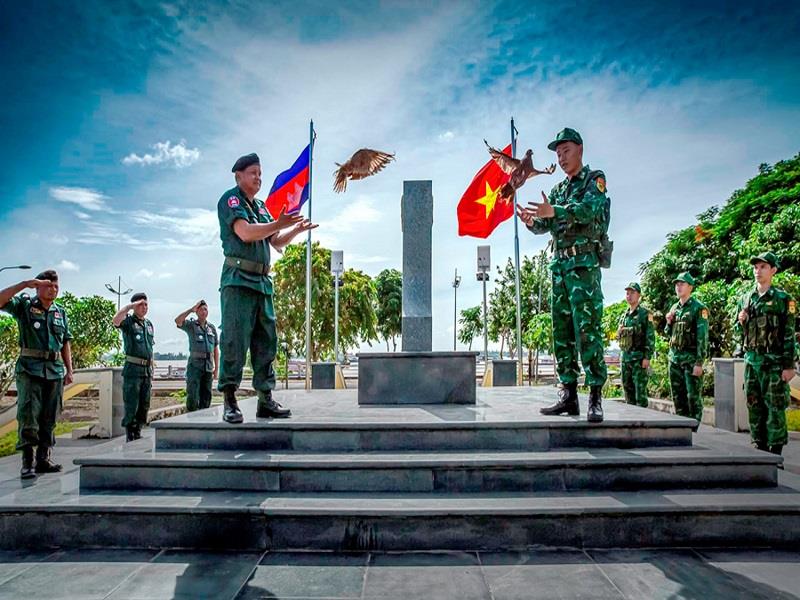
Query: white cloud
56 260 80 272
122 140 200 168
438 131 455 142
74 211 91 220
50 186 108 211
157 272 174 279
136 268 154 278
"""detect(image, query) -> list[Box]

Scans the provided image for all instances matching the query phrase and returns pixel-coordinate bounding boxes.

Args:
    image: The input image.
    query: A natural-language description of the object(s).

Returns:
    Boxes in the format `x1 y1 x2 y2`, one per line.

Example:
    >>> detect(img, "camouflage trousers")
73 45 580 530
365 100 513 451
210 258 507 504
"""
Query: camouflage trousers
621 360 649 407
186 364 213 412
551 266 607 387
745 361 789 447
669 361 703 422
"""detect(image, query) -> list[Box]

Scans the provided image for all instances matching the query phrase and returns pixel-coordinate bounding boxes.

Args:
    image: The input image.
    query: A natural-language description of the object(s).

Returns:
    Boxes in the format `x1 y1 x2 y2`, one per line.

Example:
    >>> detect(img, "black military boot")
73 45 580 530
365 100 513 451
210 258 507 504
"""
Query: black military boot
125 426 136 442
223 387 243 424
751 441 768 452
540 382 579 416
34 446 62 474
20 447 36 480
768 445 784 456
587 385 604 423
133 426 142 440
256 390 291 419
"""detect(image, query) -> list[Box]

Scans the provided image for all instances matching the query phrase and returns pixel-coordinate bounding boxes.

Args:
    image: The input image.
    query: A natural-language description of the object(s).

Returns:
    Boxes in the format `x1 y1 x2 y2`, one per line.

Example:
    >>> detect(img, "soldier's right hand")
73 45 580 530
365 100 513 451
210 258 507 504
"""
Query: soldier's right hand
515 203 534 226
275 207 305 230
738 309 748 324
666 311 675 324
24 279 50 290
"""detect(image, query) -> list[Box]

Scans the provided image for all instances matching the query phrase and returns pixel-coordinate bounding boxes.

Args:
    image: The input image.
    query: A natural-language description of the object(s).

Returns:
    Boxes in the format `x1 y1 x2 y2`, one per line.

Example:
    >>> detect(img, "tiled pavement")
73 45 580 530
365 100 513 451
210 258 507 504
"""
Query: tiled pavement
0 547 798 599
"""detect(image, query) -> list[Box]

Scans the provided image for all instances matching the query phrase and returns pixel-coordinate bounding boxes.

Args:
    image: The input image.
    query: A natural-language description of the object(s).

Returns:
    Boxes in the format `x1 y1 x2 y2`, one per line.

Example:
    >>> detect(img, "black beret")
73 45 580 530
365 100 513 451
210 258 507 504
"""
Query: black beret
36 269 59 282
130 292 148 302
231 153 260 172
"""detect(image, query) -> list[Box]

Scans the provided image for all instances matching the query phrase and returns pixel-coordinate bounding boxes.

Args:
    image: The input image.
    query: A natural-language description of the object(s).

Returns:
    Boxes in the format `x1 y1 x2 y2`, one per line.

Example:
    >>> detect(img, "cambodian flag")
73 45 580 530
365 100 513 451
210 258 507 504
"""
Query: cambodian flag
265 145 310 218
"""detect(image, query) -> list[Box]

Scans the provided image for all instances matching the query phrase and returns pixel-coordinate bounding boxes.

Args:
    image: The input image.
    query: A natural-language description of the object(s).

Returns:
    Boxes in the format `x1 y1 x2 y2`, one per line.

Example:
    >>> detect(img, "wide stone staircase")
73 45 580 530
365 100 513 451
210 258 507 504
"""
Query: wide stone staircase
3 388 800 551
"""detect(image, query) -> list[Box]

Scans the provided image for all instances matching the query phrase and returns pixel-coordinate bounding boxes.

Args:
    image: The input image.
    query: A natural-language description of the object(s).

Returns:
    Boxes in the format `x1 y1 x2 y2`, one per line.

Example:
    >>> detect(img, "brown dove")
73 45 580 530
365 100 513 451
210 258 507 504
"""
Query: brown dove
484 140 555 203
333 148 395 193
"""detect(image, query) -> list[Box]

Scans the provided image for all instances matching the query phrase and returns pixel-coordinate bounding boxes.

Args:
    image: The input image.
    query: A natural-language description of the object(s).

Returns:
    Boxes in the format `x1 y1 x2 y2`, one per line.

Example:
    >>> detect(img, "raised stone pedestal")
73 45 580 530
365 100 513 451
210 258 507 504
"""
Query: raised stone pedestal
311 362 336 390
490 359 517 387
358 351 477 405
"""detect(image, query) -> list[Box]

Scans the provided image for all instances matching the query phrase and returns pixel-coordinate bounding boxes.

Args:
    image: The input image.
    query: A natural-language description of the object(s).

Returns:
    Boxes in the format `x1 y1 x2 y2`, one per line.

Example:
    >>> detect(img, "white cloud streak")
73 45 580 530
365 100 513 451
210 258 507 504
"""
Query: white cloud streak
50 186 108 211
122 140 200 168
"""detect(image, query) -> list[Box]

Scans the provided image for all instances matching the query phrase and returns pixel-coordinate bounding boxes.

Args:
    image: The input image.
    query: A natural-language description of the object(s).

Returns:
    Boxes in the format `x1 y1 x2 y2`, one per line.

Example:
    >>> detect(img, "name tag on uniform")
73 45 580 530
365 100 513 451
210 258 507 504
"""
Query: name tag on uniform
31 308 44 315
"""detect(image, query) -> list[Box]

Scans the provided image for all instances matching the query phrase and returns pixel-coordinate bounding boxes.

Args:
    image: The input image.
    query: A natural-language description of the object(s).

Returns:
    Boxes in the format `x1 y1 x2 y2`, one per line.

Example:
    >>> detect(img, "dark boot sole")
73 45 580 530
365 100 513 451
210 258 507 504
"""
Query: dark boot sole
20 471 37 480
256 410 292 419
587 414 604 423
539 408 579 416
223 414 244 424
35 466 63 474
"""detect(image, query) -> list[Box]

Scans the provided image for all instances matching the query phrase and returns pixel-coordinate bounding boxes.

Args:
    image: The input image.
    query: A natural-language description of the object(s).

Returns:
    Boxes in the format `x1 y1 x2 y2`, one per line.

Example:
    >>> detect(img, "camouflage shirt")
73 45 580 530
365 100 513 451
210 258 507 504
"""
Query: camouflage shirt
617 304 655 362
734 285 797 369
665 296 709 366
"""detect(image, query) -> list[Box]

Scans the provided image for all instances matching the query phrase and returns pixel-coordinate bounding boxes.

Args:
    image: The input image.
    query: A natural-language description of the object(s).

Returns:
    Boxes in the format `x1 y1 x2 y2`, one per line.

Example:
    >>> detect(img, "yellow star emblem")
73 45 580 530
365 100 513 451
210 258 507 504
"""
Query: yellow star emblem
475 182 500 218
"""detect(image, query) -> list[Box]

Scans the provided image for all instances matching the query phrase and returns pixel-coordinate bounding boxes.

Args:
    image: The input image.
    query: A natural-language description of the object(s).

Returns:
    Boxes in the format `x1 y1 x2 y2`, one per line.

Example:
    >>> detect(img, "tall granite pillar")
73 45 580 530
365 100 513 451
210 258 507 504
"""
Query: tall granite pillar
401 180 433 351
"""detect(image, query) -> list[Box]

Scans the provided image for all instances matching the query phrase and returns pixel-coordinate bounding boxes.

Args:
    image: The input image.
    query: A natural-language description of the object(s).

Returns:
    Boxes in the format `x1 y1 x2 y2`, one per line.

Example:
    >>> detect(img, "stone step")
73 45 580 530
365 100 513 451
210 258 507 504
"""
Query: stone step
75 445 779 493
152 393 695 452
2 486 799 551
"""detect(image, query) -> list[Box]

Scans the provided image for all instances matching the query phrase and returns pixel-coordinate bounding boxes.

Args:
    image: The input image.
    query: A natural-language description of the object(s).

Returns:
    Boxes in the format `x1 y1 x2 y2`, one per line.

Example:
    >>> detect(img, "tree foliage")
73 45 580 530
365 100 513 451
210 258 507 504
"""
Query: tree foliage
458 306 483 351
59 293 120 369
601 300 628 347
374 268 402 351
0 316 18 399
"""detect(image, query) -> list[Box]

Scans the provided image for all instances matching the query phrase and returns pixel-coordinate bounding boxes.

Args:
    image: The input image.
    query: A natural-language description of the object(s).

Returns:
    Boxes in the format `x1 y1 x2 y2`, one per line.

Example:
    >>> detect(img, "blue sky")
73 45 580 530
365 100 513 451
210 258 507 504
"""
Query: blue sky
1 1 799 353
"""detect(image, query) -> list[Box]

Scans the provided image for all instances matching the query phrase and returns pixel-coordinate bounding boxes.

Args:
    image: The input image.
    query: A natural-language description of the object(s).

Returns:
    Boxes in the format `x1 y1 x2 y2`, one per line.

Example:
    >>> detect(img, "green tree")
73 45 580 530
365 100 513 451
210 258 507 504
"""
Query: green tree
488 258 518 358
458 306 483 351
374 268 402 351
58 293 120 369
601 300 628 347
273 242 378 360
0 316 18 399
523 312 553 381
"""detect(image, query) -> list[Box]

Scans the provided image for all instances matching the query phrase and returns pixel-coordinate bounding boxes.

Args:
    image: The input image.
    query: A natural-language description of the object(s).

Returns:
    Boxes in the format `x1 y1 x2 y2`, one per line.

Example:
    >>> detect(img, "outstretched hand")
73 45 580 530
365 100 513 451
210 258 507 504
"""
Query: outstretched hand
275 207 305 230
294 219 318 233
525 191 555 219
515 203 535 226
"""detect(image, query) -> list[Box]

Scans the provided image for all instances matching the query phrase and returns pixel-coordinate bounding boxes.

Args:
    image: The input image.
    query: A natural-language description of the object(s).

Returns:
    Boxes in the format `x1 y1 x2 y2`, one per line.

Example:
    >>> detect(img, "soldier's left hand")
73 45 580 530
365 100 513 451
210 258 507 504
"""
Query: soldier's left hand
526 191 555 219
782 368 796 383
64 370 74 386
738 309 748 324
692 365 703 377
641 359 650 369
295 219 318 233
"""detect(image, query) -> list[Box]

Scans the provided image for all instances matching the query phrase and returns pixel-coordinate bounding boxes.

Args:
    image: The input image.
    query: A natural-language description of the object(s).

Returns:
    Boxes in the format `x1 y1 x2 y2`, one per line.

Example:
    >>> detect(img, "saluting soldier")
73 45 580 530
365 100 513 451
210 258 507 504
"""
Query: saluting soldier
735 252 797 457
174 300 218 412
665 272 708 423
617 282 655 407
517 128 612 423
0 270 73 479
113 292 154 441
217 153 316 423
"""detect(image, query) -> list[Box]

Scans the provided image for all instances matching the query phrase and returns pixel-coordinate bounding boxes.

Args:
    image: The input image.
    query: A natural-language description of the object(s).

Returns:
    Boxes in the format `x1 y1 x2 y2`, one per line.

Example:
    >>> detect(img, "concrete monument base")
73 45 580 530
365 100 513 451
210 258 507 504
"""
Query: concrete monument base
357 351 478 405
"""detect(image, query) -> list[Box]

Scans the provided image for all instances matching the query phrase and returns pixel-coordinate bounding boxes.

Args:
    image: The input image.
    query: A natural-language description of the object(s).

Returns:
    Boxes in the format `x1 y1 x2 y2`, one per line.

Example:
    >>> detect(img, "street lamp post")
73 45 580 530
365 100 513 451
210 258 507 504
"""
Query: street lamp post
281 341 289 389
0 265 31 274
331 251 343 364
105 276 132 310
452 268 461 351
476 246 491 362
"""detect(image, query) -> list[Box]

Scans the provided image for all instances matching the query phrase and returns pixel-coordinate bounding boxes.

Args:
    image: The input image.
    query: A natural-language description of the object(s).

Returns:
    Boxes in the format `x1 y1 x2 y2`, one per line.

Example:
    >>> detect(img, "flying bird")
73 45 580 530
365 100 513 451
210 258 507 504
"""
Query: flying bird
333 148 395 193
484 140 555 203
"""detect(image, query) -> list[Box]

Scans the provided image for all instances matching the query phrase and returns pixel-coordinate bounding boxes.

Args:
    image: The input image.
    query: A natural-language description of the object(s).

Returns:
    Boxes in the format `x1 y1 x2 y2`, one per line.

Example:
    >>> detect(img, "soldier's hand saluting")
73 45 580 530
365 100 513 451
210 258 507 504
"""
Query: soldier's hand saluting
24 279 54 292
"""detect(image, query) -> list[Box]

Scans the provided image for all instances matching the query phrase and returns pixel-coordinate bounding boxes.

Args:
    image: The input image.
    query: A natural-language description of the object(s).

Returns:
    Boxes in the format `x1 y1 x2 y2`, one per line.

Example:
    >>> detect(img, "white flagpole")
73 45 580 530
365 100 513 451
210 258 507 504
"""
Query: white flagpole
305 120 316 390
511 117 523 384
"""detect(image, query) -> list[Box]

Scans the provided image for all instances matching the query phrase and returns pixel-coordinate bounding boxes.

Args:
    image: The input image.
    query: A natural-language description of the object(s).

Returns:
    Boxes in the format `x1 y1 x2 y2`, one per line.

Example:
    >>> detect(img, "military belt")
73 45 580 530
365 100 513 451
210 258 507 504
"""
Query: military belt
125 355 153 367
19 348 60 361
191 351 211 359
225 256 270 276
555 242 596 260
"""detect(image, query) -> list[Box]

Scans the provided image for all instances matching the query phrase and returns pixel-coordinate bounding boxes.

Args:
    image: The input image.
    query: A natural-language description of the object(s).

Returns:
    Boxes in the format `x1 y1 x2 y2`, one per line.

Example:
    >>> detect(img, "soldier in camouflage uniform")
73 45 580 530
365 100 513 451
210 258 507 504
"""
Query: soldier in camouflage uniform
734 252 797 457
617 282 655 407
175 300 218 412
665 272 708 424
517 128 612 423
0 270 73 479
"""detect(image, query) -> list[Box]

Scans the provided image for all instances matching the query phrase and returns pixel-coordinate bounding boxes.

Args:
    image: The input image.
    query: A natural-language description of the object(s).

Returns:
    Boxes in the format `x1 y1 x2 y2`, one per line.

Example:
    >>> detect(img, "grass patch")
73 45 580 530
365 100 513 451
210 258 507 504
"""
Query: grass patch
788 409 800 432
0 421 91 458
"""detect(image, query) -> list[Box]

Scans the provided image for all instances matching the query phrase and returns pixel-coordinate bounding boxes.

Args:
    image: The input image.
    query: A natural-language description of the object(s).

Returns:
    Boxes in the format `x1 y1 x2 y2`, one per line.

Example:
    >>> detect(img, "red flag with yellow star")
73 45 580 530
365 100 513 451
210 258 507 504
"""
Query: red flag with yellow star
457 144 513 238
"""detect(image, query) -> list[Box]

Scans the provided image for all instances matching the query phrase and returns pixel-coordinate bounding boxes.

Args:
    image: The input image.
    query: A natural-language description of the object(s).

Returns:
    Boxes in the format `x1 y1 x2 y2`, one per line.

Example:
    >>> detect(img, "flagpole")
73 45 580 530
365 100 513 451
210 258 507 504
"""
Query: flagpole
511 117 523 385
305 120 316 390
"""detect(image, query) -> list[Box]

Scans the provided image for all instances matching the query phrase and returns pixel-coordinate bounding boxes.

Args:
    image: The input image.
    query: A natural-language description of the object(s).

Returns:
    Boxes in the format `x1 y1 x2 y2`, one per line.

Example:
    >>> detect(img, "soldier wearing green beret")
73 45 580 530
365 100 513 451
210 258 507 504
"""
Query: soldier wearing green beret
217 152 317 423
517 127 612 423
665 272 708 423
617 282 655 407
0 270 73 478
175 300 219 412
113 292 154 441
734 252 797 457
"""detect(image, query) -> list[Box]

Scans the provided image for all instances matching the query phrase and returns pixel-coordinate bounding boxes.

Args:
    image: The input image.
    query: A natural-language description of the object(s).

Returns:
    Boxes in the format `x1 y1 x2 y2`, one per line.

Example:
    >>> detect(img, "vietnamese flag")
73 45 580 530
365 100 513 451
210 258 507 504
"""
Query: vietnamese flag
266 145 310 218
457 144 513 238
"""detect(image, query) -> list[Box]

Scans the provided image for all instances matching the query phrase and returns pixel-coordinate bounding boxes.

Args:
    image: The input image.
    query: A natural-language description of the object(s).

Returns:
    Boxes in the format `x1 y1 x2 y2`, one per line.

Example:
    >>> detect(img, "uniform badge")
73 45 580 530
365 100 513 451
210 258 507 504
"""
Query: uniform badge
596 177 606 193
790 300 796 314
33 322 41 329
136 334 142 340
227 196 240 208
701 309 709 319
258 207 267 215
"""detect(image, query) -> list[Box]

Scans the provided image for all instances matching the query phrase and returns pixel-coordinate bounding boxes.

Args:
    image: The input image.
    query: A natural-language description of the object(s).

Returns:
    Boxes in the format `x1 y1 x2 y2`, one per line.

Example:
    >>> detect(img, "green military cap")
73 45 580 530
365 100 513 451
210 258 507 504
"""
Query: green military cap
625 282 641 293
231 153 260 172
673 272 696 286
547 127 583 151
749 251 779 268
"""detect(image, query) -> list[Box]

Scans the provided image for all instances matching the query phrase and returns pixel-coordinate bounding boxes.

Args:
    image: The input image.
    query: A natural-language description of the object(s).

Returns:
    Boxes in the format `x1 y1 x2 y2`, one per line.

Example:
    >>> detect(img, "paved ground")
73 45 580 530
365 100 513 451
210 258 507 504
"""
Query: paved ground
0 393 798 599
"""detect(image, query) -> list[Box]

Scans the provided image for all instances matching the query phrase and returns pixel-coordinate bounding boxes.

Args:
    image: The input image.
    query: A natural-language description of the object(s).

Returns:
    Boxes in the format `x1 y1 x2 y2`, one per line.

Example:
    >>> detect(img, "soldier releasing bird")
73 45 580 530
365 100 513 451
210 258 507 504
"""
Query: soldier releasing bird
484 140 555 203
333 148 395 193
